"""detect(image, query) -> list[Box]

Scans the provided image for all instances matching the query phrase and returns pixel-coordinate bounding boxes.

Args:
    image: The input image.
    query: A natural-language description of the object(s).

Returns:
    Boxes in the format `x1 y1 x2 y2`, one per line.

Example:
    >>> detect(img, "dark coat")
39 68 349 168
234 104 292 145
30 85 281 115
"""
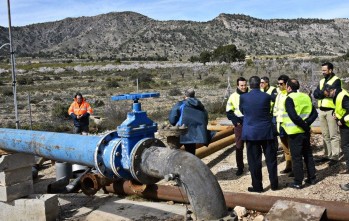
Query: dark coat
169 97 209 144
240 89 274 141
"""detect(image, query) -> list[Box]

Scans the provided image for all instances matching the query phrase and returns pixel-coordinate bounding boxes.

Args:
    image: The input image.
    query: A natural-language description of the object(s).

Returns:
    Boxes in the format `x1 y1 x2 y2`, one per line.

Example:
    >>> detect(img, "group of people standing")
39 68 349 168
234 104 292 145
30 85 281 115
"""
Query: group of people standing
226 62 349 192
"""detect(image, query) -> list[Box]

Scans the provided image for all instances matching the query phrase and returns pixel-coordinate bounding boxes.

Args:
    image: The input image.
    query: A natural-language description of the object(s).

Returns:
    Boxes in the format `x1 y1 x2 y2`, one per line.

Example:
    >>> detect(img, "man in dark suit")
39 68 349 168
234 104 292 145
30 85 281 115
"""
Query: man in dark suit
240 76 278 192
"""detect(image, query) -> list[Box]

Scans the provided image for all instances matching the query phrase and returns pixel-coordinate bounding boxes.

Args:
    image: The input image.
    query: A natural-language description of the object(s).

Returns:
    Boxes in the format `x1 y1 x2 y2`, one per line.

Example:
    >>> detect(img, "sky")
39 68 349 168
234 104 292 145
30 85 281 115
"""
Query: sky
1 0 349 27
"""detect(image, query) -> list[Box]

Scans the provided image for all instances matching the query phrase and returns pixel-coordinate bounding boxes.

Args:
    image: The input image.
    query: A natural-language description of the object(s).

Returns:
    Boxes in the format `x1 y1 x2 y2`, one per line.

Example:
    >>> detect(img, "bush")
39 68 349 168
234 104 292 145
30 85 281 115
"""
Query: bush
168 88 182 96
205 99 226 120
1 87 13 96
51 103 70 120
106 79 120 88
203 76 221 85
94 99 105 107
17 76 34 85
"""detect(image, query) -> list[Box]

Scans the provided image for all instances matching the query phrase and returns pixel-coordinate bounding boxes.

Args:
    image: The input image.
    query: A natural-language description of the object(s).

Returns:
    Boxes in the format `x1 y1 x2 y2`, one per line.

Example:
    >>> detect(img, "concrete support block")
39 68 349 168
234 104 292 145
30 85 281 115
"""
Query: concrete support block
0 180 33 202
0 194 59 221
0 153 35 171
0 166 32 186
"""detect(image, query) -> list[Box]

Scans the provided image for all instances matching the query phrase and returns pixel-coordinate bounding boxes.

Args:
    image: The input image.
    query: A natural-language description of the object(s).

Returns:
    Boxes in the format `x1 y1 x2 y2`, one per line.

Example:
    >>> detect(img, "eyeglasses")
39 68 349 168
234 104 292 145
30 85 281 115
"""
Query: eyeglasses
277 82 285 85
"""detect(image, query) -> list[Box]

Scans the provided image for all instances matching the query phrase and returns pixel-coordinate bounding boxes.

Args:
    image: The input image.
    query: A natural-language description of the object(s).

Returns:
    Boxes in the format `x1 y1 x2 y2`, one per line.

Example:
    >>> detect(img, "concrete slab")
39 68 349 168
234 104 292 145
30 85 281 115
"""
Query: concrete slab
0 153 35 171
265 200 326 221
81 196 185 221
0 166 32 186
0 180 33 202
0 194 58 221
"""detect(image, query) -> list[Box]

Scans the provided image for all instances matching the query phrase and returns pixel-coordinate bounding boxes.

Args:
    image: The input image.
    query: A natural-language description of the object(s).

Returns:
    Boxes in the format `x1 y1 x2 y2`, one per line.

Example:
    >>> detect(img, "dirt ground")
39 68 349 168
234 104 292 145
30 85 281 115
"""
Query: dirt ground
32 131 349 220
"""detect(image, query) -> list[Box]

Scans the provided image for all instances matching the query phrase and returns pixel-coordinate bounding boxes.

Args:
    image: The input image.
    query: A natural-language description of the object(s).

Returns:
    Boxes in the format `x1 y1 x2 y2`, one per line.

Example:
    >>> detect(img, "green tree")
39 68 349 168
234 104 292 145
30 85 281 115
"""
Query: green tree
199 51 211 64
211 44 245 63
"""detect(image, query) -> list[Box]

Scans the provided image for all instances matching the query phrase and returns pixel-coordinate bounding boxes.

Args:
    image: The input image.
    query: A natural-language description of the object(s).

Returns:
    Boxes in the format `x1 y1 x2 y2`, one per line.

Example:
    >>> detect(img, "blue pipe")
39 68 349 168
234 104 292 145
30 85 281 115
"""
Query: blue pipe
0 128 120 178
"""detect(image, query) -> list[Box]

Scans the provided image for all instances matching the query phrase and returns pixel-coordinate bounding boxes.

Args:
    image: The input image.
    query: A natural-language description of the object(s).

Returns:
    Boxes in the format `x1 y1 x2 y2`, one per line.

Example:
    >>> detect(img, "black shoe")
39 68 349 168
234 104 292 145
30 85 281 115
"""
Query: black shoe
304 178 317 185
314 158 329 163
247 187 263 193
280 168 292 174
287 182 302 189
328 160 339 166
271 185 279 191
340 183 349 191
288 172 294 177
236 168 244 176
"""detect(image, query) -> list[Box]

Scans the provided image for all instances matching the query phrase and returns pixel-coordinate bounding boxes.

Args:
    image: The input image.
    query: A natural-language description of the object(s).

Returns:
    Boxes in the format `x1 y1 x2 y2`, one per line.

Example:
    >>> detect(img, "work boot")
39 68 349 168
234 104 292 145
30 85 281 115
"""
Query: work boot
235 168 244 176
280 161 292 174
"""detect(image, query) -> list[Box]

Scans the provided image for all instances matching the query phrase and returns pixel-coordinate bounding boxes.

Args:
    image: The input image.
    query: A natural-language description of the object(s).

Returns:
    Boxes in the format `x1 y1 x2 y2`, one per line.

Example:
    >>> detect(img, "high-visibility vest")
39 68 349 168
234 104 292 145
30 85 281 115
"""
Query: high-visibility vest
273 89 288 132
262 86 276 113
226 92 243 117
68 98 93 116
334 89 349 127
282 92 312 135
318 76 341 109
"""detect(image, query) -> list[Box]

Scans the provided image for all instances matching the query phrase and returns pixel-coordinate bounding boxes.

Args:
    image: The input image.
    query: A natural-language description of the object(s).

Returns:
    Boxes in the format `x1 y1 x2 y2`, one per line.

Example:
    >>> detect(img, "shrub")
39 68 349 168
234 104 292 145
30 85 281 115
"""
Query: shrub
1 87 13 96
51 103 70 120
106 80 120 88
203 76 221 85
205 99 226 120
168 88 182 96
94 99 105 107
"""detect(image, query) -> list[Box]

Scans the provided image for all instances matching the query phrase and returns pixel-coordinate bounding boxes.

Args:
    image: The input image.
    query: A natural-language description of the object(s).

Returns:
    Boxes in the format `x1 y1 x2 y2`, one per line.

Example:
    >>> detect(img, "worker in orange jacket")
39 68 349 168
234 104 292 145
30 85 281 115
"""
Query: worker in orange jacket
68 92 93 134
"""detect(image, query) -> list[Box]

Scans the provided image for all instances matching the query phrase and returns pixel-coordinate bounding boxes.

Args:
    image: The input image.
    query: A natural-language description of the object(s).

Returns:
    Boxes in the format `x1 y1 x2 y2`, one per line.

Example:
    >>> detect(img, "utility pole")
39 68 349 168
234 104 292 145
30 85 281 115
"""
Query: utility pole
6 0 19 129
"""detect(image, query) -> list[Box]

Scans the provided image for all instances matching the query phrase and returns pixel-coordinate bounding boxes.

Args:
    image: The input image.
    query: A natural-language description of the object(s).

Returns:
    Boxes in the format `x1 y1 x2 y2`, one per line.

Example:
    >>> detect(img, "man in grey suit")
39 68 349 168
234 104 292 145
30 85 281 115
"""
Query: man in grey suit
240 76 278 193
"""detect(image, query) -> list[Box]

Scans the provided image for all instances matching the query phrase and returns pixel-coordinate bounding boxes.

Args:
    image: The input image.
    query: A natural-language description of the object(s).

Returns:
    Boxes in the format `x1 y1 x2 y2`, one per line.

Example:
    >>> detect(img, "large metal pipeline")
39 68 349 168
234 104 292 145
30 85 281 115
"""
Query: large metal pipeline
138 146 227 219
104 181 349 221
0 129 227 219
196 134 235 159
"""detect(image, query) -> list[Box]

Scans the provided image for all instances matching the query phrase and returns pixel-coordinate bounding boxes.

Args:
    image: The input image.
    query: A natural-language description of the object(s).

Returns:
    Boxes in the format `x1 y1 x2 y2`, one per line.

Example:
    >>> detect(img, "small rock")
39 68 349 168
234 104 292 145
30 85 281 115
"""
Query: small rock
234 206 247 219
253 215 264 221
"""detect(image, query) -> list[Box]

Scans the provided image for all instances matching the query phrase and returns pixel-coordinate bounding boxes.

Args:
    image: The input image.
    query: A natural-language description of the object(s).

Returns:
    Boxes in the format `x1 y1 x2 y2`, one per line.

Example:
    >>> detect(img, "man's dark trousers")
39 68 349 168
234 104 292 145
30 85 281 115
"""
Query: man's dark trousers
340 127 349 171
288 132 316 185
246 140 278 191
234 124 244 170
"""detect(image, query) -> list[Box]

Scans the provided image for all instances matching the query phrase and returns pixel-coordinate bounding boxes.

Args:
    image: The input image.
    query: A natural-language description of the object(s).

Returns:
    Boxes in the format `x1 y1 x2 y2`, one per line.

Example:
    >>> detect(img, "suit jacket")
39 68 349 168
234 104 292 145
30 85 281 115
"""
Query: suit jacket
240 89 274 141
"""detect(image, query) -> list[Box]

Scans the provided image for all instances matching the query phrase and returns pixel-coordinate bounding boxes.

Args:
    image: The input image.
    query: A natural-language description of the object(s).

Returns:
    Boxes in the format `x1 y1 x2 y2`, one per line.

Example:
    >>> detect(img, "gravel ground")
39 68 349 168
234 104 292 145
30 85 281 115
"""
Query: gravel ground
32 133 349 220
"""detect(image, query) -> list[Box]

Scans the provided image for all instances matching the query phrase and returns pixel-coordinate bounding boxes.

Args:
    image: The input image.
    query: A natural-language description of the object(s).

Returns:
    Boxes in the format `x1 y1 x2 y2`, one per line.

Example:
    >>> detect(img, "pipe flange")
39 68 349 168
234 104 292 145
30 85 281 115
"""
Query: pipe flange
130 138 166 184
94 131 119 178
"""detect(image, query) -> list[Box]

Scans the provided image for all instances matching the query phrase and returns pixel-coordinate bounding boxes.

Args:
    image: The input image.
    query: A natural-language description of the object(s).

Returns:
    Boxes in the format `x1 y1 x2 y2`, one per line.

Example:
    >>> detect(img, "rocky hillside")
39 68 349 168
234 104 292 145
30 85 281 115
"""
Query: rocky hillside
1 11 349 60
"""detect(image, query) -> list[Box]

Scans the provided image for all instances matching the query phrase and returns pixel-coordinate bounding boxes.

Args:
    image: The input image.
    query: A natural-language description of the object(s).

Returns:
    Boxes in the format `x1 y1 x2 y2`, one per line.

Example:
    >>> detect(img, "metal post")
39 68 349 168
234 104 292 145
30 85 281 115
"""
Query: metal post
7 0 19 129
28 93 32 130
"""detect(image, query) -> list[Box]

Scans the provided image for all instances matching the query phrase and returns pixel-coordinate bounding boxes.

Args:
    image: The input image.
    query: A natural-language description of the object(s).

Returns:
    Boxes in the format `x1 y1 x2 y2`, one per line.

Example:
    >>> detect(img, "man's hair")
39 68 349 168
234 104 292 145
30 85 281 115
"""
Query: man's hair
236 77 247 85
277 74 289 83
322 62 334 71
74 92 83 98
249 76 260 89
286 78 300 91
261 76 270 84
185 88 195 98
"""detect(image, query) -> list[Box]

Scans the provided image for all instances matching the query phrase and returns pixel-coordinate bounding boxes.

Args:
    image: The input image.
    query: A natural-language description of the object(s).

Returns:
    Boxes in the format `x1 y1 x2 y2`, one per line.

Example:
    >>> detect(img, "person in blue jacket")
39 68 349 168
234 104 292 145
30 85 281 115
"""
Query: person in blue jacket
169 88 209 155
240 76 278 193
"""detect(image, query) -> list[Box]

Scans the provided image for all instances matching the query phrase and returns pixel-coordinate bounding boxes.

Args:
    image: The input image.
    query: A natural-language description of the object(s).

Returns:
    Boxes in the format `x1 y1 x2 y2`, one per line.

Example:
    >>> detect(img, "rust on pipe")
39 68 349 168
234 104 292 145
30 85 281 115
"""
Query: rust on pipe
210 127 234 143
105 181 349 221
80 173 113 196
207 125 233 131
196 134 235 159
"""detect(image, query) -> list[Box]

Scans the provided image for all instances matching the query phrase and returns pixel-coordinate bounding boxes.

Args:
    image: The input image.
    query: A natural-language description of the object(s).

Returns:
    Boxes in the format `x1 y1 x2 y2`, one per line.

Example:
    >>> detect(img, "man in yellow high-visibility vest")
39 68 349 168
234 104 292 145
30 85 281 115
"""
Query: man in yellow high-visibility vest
323 84 349 190
226 77 249 176
283 79 318 189
313 62 342 165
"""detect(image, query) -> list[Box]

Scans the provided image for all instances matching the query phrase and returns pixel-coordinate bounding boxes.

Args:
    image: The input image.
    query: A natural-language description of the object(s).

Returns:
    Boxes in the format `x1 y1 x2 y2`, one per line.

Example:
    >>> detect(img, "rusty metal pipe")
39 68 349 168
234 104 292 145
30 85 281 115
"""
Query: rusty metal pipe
207 125 233 131
210 127 234 143
196 134 235 159
139 146 227 220
105 181 349 221
80 172 113 196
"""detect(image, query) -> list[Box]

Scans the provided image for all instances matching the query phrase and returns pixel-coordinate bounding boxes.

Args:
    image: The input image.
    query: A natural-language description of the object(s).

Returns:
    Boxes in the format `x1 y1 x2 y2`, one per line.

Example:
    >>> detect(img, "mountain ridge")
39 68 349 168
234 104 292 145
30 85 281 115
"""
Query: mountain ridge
1 11 349 60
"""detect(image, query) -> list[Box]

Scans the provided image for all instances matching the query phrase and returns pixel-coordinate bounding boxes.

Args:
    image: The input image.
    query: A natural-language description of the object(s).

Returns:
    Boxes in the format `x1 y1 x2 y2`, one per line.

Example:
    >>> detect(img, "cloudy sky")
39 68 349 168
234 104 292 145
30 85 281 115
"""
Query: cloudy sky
1 0 349 27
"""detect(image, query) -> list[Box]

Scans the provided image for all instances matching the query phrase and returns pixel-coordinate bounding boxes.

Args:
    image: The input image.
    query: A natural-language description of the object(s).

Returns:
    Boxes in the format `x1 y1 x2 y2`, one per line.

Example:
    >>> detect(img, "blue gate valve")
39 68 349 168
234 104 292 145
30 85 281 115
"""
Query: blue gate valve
102 92 161 180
